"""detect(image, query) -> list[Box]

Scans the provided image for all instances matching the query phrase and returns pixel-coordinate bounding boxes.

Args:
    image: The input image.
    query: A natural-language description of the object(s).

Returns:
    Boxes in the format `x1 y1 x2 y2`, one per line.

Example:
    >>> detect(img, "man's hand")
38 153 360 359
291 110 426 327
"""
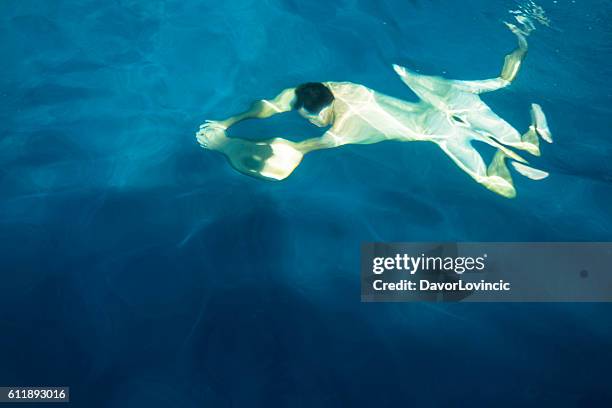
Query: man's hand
196 121 228 150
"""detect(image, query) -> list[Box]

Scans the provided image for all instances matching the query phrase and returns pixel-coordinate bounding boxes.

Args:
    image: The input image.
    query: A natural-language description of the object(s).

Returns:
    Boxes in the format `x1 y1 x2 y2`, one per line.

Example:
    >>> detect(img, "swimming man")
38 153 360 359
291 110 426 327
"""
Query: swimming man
196 22 552 198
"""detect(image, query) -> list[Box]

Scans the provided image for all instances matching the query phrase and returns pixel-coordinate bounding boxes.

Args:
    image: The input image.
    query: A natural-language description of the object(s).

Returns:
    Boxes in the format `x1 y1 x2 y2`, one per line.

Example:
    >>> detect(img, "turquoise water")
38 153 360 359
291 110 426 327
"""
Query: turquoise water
1 0 611 406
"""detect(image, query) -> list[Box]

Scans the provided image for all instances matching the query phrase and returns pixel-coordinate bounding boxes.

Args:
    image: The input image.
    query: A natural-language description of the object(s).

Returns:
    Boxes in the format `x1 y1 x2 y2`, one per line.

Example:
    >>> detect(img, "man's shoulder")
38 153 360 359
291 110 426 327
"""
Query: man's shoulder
325 81 363 88
325 81 371 96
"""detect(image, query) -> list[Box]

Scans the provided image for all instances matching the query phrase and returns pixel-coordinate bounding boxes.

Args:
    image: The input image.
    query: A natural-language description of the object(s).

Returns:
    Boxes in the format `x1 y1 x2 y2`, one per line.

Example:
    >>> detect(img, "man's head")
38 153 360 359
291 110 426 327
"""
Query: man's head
293 82 335 127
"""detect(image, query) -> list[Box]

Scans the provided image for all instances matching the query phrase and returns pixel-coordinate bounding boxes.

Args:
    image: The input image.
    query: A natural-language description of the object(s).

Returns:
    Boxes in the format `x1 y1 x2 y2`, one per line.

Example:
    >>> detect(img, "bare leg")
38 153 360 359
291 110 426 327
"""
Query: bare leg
437 137 517 198
453 22 528 94
394 21 552 159
453 24 554 154
392 22 528 108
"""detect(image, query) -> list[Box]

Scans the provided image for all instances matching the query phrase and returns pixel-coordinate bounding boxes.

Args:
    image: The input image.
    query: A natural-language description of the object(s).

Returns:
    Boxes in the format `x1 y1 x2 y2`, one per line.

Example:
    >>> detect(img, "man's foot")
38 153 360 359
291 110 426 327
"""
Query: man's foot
480 175 517 198
530 103 553 143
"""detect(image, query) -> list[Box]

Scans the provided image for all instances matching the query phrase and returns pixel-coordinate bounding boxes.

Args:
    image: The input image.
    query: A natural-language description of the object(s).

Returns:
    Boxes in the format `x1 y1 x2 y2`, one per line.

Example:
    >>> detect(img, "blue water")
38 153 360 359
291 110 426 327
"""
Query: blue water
1 0 611 406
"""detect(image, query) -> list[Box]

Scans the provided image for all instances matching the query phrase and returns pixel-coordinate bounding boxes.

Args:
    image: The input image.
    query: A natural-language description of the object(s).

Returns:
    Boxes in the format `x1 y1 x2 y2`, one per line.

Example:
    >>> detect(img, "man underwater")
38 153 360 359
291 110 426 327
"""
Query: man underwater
196 22 552 198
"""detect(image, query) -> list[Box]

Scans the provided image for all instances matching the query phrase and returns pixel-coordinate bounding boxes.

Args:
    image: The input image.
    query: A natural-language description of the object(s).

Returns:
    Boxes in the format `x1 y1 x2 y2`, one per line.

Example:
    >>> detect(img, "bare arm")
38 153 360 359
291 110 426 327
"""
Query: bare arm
215 87 296 129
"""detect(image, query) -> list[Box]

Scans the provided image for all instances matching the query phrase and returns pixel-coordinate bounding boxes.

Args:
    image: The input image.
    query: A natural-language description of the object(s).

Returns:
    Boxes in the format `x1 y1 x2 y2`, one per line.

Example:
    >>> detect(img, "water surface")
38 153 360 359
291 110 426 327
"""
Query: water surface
1 0 611 406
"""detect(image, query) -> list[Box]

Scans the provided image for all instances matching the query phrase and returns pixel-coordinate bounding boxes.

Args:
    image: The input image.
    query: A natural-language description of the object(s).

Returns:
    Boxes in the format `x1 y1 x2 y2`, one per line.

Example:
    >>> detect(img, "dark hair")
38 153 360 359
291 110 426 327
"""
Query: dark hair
293 82 334 113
